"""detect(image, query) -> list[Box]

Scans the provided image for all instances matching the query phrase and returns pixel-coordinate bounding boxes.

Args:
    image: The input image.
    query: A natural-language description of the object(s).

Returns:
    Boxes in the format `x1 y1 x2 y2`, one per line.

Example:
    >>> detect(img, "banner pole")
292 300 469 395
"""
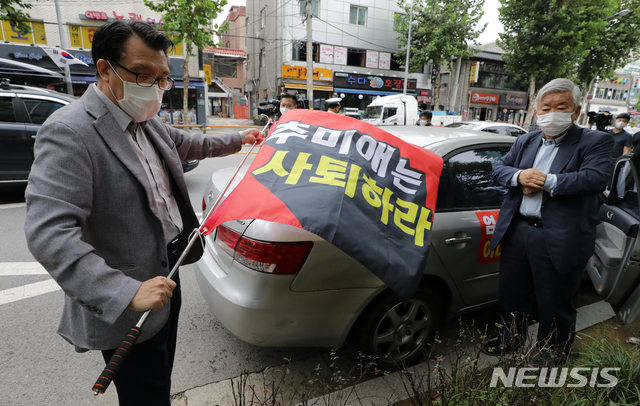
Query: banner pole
92 119 272 396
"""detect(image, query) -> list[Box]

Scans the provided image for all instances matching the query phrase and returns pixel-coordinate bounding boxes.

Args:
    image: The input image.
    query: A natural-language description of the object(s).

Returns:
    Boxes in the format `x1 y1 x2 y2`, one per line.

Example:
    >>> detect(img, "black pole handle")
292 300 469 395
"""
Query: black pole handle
92 327 141 395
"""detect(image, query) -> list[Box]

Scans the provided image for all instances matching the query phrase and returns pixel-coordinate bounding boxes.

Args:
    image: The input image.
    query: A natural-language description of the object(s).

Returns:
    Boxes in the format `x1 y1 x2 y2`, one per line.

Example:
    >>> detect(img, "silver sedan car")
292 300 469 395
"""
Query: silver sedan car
195 126 515 369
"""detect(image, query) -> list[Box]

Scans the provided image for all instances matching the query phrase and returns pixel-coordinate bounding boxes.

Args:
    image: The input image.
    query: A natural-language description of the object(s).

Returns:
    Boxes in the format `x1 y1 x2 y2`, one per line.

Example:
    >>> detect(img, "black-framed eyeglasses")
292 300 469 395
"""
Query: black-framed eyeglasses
108 61 175 91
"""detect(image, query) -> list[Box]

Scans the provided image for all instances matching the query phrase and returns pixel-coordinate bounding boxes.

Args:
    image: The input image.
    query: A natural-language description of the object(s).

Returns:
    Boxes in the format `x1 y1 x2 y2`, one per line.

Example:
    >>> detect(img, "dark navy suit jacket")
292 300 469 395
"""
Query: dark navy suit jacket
489 125 614 273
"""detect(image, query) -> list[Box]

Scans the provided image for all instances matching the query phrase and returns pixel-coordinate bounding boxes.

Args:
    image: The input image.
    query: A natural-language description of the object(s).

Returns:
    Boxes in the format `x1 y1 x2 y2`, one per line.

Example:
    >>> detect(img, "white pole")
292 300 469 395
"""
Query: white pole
54 0 73 96
306 1 314 109
403 3 413 95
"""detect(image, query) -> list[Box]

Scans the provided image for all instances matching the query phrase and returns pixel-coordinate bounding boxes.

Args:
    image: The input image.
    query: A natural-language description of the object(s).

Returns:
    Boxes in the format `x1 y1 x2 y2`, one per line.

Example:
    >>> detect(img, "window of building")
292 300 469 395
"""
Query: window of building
612 89 619 100
260 7 266 29
225 41 230 48
349 6 367 26
623 90 628 101
261 48 266 67
471 71 527 92
394 13 405 30
441 72 449 84
299 0 319 17
215 58 237 78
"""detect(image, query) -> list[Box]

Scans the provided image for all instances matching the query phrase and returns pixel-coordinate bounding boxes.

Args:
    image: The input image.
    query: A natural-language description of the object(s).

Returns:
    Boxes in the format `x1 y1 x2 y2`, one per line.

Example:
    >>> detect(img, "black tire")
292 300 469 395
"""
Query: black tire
353 285 443 370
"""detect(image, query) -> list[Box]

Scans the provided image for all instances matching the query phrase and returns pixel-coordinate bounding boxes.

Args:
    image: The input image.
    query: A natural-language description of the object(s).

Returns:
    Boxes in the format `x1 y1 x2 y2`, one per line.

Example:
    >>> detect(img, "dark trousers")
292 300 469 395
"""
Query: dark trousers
102 251 181 406
498 217 584 360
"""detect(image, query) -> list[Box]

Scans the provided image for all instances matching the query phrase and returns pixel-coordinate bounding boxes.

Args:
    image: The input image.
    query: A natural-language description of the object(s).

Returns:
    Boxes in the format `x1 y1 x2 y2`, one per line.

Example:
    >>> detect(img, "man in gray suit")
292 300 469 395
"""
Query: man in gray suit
24 20 262 405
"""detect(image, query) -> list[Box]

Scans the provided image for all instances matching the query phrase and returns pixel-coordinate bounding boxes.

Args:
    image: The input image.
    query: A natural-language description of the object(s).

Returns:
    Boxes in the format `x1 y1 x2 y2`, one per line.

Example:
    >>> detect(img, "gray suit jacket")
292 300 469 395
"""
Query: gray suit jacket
24 85 242 350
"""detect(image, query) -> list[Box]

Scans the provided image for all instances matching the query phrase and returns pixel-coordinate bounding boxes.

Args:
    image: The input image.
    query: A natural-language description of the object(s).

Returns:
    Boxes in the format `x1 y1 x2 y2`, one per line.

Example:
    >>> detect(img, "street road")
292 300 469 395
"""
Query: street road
0 144 327 405
0 132 603 405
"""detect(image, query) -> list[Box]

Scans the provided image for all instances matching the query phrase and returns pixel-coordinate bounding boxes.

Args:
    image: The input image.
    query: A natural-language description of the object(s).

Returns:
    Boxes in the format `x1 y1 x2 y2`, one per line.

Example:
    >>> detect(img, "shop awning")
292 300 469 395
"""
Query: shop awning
334 87 415 96
71 75 97 84
284 82 333 92
0 57 64 82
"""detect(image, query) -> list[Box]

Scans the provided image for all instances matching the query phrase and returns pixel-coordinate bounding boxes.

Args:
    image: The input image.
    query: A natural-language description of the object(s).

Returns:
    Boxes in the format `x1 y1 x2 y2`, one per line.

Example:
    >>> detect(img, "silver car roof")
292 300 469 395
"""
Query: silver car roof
382 125 515 157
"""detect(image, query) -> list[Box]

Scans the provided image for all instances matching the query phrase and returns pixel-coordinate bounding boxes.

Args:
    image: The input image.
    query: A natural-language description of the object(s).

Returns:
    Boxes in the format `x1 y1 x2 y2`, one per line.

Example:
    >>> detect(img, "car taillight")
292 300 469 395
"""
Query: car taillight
215 225 312 274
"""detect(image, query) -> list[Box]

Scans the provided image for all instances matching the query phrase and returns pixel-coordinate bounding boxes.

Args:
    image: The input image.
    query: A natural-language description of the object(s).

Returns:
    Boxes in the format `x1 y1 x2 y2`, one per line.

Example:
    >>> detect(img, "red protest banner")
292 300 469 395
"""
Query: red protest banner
201 110 443 301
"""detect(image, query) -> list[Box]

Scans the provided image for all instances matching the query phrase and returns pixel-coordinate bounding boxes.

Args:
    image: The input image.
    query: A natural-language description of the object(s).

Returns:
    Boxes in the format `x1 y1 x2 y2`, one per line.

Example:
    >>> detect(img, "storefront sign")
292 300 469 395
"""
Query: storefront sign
12 51 43 60
469 62 479 83
334 72 417 93
482 64 507 73
319 44 333 64
84 11 108 20
203 64 211 84
366 50 379 69
379 52 391 70
499 93 527 108
281 64 333 81
417 89 431 103
470 92 498 104
334 46 347 65
1 21 47 45
73 53 94 65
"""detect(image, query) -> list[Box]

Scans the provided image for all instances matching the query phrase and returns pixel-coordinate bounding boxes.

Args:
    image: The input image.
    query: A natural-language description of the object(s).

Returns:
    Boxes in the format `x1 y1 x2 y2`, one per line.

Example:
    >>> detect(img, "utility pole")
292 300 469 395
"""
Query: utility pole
54 0 73 95
403 3 413 95
306 0 313 109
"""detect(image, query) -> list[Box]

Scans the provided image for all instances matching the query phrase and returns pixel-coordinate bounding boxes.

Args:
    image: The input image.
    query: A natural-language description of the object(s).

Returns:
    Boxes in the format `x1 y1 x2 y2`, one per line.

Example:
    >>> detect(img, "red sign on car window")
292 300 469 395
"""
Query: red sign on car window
475 210 501 264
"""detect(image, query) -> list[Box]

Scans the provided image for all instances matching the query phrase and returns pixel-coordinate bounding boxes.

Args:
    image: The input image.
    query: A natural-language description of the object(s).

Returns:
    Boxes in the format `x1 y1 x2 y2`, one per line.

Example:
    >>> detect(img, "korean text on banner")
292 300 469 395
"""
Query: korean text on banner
200 110 443 302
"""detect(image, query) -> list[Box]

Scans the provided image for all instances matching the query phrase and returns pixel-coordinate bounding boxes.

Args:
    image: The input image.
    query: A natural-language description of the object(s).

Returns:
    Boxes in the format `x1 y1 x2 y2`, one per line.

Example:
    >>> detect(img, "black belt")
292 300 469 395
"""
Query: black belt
518 214 543 228
167 238 179 254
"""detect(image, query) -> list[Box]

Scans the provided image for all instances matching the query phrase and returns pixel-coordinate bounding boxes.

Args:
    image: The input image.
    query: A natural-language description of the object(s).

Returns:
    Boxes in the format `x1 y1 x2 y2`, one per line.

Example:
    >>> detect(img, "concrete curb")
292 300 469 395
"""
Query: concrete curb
172 301 615 406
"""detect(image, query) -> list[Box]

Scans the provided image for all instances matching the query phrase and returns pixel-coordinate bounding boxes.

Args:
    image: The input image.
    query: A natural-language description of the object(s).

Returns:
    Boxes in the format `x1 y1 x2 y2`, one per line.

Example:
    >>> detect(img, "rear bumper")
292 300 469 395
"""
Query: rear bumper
194 242 379 348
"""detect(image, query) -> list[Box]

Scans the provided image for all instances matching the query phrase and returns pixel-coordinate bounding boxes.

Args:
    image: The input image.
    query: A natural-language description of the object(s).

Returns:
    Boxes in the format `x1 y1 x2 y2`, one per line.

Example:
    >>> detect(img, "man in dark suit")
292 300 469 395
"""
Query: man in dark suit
24 21 262 405
483 78 613 364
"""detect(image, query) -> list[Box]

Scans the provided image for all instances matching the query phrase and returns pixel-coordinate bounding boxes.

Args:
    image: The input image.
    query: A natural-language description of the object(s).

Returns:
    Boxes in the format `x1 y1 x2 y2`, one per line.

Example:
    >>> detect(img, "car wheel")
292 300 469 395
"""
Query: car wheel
354 285 442 370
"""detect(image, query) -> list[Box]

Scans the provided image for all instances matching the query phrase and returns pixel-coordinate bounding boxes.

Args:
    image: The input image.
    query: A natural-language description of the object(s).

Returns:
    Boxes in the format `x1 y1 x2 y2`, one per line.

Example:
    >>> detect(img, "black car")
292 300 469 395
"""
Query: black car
0 79 198 186
0 80 75 186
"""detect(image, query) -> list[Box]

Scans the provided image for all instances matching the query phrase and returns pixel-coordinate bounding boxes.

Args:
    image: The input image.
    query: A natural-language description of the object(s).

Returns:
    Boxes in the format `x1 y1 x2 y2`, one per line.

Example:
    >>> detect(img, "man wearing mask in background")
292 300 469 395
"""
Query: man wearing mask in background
417 110 432 126
482 78 613 365
607 112 632 162
24 20 263 405
278 93 298 118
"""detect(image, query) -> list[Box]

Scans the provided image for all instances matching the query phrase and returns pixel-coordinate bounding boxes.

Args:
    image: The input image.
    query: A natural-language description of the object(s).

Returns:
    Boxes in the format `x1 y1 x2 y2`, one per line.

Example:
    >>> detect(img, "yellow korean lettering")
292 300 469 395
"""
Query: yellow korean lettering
380 188 394 225
414 207 432 247
394 198 419 235
252 150 290 177
362 174 382 207
285 152 313 185
344 164 361 198
309 155 347 187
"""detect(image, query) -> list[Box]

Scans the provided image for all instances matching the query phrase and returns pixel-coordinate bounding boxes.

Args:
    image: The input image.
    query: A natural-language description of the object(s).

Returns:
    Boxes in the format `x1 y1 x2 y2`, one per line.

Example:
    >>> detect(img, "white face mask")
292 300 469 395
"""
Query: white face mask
280 107 290 115
109 63 164 123
615 121 627 130
536 112 575 137
419 120 428 126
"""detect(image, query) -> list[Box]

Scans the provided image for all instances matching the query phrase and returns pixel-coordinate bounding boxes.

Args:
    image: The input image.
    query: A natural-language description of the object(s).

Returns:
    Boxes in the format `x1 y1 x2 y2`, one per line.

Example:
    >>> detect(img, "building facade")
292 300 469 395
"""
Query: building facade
0 0 207 124
203 5 249 119
438 43 529 124
245 0 429 118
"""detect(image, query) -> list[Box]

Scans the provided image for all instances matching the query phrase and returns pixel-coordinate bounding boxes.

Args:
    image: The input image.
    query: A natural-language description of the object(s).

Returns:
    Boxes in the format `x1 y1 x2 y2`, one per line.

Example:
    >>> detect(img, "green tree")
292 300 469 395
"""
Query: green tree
1 0 34 34
145 0 228 117
576 1 640 124
394 0 486 110
498 0 605 126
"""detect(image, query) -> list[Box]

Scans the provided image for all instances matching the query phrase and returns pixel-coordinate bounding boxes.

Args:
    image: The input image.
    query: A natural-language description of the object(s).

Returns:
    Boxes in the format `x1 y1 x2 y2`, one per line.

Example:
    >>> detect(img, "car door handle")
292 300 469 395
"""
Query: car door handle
31 135 36 139
445 237 472 245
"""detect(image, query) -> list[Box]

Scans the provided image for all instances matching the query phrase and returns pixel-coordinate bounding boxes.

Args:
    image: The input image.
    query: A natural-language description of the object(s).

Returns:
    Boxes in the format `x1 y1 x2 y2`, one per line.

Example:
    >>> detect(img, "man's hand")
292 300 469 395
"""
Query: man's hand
517 168 546 190
241 128 265 144
521 186 540 196
128 276 176 312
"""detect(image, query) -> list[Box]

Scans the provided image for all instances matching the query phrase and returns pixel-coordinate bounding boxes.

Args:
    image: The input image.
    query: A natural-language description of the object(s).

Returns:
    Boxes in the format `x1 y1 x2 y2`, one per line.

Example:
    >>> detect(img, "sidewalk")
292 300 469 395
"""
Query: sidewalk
205 115 256 128
170 300 616 406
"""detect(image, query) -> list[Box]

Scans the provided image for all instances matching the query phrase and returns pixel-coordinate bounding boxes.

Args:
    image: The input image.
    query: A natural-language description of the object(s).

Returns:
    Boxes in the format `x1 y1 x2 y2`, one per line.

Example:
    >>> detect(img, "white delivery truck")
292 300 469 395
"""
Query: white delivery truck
362 94 419 126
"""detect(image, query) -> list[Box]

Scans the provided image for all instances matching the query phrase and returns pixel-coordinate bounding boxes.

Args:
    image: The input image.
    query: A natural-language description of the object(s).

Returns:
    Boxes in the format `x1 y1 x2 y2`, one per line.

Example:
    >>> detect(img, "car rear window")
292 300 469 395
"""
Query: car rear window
23 99 65 125
437 146 511 210
0 97 16 122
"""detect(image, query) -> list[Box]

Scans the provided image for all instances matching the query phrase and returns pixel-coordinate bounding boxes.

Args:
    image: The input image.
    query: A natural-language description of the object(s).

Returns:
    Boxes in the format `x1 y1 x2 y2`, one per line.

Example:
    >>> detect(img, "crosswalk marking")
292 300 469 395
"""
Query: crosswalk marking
0 262 60 305
0 280 61 305
0 262 48 276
